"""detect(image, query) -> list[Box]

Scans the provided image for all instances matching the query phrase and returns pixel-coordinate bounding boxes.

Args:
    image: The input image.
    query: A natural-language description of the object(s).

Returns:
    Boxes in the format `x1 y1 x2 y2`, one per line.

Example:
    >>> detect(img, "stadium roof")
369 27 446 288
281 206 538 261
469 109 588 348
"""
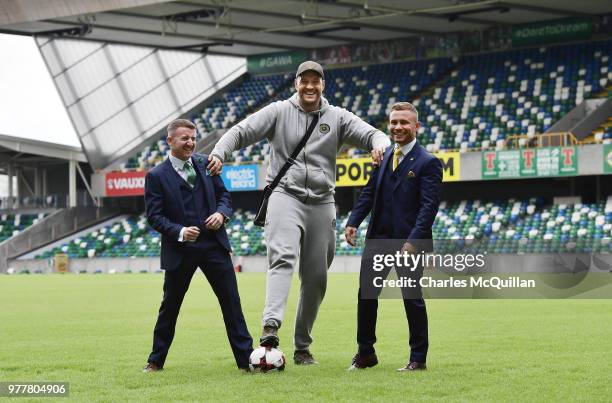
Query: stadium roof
1 0 611 57
0 133 87 172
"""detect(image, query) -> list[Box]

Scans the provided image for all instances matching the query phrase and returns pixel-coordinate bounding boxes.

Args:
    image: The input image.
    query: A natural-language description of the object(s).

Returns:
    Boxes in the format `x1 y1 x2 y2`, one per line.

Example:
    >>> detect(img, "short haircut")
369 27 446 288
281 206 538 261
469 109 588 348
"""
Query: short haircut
167 119 196 136
390 102 419 121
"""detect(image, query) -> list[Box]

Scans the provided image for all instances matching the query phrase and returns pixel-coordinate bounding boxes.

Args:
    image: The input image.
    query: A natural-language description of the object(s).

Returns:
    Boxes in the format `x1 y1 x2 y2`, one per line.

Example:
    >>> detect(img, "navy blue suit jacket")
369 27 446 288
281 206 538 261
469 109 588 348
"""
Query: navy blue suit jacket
145 153 232 271
347 141 442 242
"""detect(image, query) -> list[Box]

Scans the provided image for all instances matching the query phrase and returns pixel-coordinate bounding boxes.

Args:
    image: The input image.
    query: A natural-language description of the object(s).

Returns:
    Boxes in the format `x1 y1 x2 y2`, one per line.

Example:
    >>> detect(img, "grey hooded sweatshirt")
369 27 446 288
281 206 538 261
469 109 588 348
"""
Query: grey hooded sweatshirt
211 93 391 204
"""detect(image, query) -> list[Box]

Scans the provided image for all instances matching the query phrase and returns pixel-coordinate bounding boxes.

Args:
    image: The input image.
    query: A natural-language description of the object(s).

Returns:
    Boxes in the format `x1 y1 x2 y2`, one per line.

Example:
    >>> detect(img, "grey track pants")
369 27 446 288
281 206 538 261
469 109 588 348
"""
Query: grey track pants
262 191 336 350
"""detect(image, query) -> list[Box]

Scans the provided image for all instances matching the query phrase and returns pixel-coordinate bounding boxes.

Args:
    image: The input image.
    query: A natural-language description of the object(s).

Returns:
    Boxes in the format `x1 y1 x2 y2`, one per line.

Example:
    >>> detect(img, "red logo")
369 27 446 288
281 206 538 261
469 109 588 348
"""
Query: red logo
561 148 574 166
522 150 534 169
106 171 146 197
485 152 496 170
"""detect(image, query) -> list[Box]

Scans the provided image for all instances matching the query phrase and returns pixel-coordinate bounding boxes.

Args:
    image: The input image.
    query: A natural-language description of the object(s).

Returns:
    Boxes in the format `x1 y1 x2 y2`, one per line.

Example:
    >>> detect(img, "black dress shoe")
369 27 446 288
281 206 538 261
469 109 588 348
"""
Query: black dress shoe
348 353 378 370
260 324 279 348
397 361 427 372
143 362 163 373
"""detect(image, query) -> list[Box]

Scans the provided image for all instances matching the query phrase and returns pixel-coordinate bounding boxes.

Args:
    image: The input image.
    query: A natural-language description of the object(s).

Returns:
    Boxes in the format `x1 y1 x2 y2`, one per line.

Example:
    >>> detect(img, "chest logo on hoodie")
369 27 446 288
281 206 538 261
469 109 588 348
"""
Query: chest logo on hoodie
319 123 330 134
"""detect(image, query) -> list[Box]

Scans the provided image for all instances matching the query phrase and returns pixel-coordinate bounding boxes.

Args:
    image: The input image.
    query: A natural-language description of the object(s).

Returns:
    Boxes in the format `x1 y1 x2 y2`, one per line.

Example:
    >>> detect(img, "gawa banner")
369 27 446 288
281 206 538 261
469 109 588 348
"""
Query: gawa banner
106 171 146 196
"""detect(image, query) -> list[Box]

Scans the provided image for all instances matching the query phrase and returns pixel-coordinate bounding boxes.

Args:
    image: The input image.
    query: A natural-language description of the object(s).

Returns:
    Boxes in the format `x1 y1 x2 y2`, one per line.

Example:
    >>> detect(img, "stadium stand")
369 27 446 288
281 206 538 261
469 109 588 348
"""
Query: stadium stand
589 116 612 144
119 74 293 171
35 198 612 260
112 39 612 171
35 210 264 259
0 213 47 243
336 198 612 255
415 41 612 153
18 38 611 265
224 83 297 164
327 58 452 158
430 199 612 254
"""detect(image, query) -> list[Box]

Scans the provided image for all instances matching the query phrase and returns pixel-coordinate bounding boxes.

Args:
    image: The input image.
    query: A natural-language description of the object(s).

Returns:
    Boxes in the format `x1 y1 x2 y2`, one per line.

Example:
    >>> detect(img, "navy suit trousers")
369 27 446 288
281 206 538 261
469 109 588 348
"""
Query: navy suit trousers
148 244 253 368
357 244 429 363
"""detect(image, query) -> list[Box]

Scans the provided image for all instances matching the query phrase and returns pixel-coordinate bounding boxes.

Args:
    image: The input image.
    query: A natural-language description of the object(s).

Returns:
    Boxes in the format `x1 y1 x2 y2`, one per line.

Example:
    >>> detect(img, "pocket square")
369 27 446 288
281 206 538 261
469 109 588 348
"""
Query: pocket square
407 170 416 178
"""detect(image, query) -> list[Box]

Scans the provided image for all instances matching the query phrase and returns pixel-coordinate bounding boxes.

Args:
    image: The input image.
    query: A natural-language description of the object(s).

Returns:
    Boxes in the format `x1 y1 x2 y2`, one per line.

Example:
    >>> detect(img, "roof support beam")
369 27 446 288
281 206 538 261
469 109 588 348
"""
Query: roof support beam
108 10 358 43
497 2 593 18
330 0 510 26
174 1 436 35
44 19 308 51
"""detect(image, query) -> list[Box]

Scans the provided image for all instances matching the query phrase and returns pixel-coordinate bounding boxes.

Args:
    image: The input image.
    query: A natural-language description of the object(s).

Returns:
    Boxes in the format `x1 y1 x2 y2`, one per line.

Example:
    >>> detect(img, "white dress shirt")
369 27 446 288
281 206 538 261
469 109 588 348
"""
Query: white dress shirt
169 154 193 183
394 138 417 166
168 154 194 242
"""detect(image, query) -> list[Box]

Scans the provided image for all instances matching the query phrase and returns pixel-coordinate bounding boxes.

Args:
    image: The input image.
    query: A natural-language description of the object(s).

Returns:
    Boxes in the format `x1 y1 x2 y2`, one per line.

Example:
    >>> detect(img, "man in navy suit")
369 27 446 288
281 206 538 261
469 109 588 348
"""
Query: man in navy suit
345 102 442 372
143 119 253 372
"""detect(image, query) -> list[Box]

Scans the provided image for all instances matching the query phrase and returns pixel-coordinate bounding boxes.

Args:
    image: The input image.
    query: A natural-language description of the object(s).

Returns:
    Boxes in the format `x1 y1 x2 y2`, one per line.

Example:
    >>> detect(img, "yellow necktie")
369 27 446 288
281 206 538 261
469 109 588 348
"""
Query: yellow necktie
393 148 403 171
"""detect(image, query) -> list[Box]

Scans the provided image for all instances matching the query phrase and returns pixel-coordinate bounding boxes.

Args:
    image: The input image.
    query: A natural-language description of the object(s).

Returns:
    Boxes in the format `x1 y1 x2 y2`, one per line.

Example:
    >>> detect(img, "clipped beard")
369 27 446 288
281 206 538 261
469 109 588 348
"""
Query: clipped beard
301 93 320 103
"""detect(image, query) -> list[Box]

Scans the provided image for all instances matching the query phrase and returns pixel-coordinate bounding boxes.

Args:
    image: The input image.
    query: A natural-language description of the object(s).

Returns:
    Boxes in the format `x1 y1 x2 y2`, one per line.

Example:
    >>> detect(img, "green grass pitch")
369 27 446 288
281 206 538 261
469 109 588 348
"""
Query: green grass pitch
1 273 611 402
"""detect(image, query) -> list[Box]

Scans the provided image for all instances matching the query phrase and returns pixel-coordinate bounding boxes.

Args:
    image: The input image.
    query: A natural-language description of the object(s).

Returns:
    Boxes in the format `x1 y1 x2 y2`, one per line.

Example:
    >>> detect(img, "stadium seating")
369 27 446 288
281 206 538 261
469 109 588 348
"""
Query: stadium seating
203 58 453 163
220 58 453 162
34 199 611 261
430 199 612 254
35 216 157 259
415 41 612 153
0 213 46 243
35 211 265 259
120 73 293 171
114 39 612 170
590 116 612 145
224 83 297 164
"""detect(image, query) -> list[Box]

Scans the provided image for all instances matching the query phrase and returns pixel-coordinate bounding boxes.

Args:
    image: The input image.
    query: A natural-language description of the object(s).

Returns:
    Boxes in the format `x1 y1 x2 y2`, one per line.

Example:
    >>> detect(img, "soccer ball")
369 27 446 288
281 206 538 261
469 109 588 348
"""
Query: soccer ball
249 346 286 372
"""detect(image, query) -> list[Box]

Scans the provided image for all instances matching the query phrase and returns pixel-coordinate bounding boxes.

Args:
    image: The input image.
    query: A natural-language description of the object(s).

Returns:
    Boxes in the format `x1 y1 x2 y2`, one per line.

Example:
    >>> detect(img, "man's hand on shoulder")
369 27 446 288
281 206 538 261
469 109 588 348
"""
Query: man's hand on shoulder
371 146 385 166
207 154 223 176
345 226 358 246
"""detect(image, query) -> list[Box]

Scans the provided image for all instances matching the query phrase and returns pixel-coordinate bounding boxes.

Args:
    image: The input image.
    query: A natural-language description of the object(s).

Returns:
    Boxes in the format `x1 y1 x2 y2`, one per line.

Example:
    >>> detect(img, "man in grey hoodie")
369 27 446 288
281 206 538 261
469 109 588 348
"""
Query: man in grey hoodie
208 61 390 365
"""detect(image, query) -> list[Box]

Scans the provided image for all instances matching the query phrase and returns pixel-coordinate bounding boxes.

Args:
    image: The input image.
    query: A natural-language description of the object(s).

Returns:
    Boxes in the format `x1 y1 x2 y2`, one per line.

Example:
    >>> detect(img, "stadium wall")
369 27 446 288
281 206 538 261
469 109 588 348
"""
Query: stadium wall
10 254 611 276
9 255 362 273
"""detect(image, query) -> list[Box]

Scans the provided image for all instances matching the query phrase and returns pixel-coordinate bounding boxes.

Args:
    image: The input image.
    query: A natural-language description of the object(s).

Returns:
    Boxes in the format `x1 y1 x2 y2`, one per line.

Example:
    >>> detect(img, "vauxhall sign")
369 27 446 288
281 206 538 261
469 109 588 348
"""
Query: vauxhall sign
105 171 146 196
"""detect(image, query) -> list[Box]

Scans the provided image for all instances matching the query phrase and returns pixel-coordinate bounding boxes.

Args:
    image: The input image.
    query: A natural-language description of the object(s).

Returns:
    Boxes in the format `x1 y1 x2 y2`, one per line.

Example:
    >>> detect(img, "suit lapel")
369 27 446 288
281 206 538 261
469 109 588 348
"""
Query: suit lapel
371 146 393 218
393 142 420 192
376 146 394 192
161 159 186 222
191 155 215 214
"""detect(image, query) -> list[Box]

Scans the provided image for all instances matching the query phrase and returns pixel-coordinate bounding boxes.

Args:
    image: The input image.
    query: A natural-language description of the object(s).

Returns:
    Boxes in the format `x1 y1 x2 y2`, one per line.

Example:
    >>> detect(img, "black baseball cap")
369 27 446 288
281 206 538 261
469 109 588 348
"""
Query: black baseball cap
296 61 324 79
